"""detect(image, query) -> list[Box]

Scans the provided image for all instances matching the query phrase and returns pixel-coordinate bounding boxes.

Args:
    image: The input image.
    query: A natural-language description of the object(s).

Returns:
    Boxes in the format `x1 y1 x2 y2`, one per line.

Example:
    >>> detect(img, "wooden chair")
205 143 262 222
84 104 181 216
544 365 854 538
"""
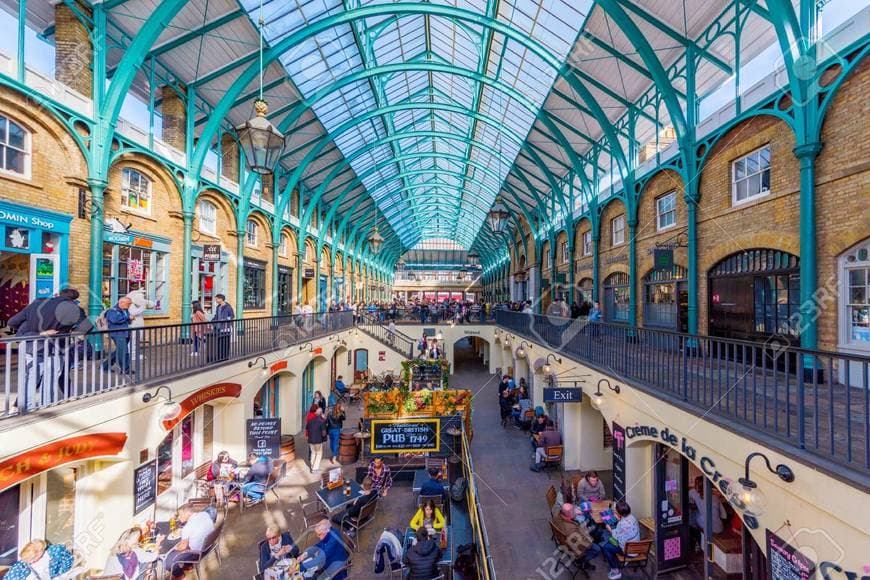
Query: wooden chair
546 485 559 516
616 540 654 577
300 495 326 528
417 494 444 509
193 462 213 498
571 474 582 489
548 521 590 579
339 496 379 552
541 445 564 471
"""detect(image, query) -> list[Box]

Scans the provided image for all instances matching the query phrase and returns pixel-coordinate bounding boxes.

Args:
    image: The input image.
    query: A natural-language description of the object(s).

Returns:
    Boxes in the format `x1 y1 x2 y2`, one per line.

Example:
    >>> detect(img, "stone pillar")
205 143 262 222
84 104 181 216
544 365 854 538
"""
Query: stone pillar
160 85 186 151
55 3 93 98
221 133 240 182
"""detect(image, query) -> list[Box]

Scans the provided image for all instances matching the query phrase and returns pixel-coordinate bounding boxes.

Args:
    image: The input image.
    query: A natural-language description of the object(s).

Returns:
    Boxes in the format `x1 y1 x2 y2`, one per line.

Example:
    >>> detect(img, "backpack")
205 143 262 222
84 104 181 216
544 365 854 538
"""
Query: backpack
454 543 479 578
450 476 467 503
94 310 110 331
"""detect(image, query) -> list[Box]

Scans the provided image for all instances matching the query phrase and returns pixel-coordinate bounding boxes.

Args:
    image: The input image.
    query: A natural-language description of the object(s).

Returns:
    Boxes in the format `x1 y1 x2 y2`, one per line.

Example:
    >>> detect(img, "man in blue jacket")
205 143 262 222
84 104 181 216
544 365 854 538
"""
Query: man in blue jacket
103 296 133 374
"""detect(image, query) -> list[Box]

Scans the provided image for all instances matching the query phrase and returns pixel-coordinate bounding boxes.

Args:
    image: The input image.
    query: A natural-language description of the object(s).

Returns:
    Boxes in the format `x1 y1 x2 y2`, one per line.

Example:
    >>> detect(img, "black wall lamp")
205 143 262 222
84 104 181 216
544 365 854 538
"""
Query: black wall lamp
248 356 268 376
727 452 795 529
590 378 621 410
142 385 182 422
516 341 532 359
542 353 562 375
299 342 314 356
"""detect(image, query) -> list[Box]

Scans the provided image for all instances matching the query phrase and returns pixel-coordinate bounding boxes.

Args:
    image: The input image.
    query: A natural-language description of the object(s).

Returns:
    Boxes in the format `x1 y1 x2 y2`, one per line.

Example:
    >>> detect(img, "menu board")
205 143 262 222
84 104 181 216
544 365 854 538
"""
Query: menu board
133 460 157 515
412 363 443 385
612 422 626 502
371 418 440 454
767 530 816 580
246 418 282 460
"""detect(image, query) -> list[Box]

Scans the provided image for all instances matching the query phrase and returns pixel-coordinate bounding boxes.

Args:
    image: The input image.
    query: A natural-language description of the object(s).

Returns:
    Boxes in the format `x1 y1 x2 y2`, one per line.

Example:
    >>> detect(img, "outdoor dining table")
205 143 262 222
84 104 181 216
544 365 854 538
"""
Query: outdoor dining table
411 468 450 493
315 480 364 513
403 525 453 567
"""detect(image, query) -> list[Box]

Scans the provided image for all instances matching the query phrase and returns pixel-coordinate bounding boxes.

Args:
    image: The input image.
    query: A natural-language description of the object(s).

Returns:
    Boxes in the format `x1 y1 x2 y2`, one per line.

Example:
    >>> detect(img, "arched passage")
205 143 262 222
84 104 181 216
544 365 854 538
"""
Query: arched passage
451 336 490 373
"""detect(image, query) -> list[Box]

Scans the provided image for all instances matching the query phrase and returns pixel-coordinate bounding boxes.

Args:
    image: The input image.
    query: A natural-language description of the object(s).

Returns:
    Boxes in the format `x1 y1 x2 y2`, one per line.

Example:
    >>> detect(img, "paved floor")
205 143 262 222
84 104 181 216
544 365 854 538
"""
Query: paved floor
202 338 716 580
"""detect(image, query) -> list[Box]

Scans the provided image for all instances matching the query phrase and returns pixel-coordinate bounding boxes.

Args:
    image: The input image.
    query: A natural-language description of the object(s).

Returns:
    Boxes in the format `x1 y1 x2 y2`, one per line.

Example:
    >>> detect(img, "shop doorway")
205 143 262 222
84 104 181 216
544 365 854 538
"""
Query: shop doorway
452 337 488 373
604 272 630 323
277 267 292 314
354 349 369 382
319 275 328 311
643 266 688 332
254 376 280 418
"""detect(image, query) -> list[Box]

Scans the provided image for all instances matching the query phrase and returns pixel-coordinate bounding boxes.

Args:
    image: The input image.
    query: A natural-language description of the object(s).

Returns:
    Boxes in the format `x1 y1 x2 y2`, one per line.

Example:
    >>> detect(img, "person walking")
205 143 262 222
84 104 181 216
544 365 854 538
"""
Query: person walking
326 404 345 463
306 408 327 473
103 297 133 375
210 294 234 362
125 289 155 361
190 301 208 357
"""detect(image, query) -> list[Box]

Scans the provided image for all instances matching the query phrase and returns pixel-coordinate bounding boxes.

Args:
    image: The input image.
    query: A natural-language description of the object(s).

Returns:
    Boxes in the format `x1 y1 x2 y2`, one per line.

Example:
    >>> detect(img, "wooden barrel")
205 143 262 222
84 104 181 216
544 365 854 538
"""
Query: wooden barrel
280 435 296 462
338 429 359 464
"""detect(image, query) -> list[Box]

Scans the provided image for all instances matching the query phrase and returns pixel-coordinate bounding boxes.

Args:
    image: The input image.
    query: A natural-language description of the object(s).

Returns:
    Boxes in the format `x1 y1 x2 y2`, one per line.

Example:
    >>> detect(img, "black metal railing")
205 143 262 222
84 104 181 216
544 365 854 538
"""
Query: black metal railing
496 310 870 475
361 306 496 324
1 311 353 419
357 314 416 359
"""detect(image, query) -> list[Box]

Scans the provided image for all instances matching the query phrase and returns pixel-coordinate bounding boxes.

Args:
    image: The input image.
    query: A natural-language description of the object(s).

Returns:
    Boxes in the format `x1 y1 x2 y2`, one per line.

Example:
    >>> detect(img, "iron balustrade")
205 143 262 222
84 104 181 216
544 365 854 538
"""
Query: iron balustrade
461 428 497 580
1 311 353 419
357 314 416 359
362 306 496 324
495 310 870 476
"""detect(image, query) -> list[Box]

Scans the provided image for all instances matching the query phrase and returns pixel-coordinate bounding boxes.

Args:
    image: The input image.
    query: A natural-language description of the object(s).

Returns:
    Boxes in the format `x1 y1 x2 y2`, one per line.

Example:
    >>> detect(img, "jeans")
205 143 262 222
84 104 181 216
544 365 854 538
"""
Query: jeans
587 540 623 569
105 335 130 373
193 335 203 353
164 549 200 577
328 428 341 458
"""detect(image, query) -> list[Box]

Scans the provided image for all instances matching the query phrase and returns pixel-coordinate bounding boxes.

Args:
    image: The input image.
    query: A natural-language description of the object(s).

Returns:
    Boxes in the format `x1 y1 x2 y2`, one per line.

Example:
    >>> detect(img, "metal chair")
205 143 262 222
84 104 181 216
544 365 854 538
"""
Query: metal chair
548 521 591 579
339 496 379 551
546 485 558 516
417 494 444 509
616 540 654 577
300 495 326 527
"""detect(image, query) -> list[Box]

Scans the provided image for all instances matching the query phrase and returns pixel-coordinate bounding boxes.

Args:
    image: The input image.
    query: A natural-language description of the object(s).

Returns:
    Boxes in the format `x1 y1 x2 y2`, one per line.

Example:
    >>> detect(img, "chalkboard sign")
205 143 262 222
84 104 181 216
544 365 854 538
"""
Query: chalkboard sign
133 460 157 515
370 419 440 454
543 387 582 403
612 422 626 502
766 529 816 580
246 418 282 459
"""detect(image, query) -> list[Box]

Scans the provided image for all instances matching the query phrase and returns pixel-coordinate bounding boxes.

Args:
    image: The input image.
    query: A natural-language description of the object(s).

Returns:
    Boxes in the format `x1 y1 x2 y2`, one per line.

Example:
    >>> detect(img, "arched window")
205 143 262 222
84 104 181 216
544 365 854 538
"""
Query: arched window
121 168 152 215
197 200 217 235
0 115 30 177
245 219 258 247
279 233 289 256
603 272 630 323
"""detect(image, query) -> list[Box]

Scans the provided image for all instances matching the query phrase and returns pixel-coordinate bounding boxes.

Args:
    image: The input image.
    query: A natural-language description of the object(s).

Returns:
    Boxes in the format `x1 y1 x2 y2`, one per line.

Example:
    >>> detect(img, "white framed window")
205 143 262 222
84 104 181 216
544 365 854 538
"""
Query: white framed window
732 145 771 205
839 242 870 353
245 219 258 248
612 215 625 246
656 191 677 231
197 200 217 236
279 234 289 257
559 241 569 264
582 231 592 256
121 168 153 215
0 114 30 178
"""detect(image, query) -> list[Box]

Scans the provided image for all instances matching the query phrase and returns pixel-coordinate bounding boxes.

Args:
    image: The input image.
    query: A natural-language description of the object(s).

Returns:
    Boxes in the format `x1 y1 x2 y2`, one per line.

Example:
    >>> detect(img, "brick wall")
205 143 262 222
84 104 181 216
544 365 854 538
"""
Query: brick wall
160 86 186 152
220 133 239 182
243 210 274 315
54 3 92 98
195 190 239 309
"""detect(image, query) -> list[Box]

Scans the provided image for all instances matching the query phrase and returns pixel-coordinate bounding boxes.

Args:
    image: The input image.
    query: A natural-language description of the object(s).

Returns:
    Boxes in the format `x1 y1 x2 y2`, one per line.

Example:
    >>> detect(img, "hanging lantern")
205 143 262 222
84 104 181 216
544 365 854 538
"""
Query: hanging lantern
487 196 509 233
236 101 286 175
466 251 480 266
367 225 384 255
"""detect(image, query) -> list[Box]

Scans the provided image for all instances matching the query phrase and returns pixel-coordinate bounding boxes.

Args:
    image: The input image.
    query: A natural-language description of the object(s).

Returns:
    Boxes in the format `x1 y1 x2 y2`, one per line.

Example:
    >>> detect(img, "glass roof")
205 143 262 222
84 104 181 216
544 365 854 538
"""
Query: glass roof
243 0 590 249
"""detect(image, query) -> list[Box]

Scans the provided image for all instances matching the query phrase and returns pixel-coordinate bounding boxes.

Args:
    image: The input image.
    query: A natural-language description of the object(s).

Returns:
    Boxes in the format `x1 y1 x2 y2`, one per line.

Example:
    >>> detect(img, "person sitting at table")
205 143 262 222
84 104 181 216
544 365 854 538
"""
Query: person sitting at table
529 414 547 451
512 386 532 428
241 453 273 501
589 500 640 580
207 450 239 504
103 527 159 579
258 524 299 573
333 477 378 532
334 375 347 397
298 519 349 580
550 504 595 571
162 504 215 579
367 457 393 497
5 539 74 580
403 528 442 580
577 471 606 502
499 387 514 428
410 499 445 533
419 467 446 501
383 374 394 389
531 421 562 472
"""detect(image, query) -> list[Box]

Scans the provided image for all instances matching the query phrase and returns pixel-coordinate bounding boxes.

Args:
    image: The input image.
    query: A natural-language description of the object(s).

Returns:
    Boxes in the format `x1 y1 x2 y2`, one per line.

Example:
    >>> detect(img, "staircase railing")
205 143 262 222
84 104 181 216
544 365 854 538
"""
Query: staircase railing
357 314 416 359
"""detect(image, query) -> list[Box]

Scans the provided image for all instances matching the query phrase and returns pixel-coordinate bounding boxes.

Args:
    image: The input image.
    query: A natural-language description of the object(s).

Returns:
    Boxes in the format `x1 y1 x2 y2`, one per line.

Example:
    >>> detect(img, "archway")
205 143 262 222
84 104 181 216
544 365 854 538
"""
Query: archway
353 348 369 382
330 345 351 395
452 336 490 373
300 356 328 414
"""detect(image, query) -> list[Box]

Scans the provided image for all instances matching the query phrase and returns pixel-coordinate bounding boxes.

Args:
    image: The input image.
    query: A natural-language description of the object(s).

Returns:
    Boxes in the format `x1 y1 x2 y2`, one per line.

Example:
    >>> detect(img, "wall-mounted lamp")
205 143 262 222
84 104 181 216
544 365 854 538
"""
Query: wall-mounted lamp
435 332 443 341
142 385 182 422
300 342 314 356
516 341 531 359
726 452 795 529
248 356 269 377
590 378 621 410
541 353 562 375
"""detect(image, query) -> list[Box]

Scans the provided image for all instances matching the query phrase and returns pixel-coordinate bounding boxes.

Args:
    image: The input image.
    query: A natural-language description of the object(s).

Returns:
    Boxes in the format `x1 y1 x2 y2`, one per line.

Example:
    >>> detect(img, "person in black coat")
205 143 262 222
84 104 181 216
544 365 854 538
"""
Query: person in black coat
332 477 378 531
499 388 514 428
258 525 299 572
403 528 442 580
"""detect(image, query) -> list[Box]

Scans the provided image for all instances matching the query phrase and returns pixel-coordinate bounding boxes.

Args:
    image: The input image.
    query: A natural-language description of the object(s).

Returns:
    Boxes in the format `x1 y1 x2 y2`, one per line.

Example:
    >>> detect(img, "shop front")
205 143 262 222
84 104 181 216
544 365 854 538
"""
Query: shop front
604 272 630 323
642 265 688 332
102 230 171 314
192 244 229 314
0 200 71 332
0 433 128 567
277 266 293 313
318 274 328 311
332 276 344 306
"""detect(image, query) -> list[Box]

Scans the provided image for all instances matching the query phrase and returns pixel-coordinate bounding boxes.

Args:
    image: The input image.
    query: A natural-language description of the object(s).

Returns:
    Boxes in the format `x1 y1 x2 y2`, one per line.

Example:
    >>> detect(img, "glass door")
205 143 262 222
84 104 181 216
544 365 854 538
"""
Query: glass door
655 444 690 573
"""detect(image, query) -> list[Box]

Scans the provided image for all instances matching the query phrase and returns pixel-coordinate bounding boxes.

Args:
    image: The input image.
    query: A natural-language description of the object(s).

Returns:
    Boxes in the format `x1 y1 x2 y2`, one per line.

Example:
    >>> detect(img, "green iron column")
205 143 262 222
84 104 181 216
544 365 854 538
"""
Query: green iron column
86 179 107 318
235 229 245 318
328 262 335 307
796 141 822 352
685 196 699 335
315 255 321 311
271 243 280 316
567 234 576 306
591 228 601 303
627 218 638 327
180 208 194 325
534 239 543 313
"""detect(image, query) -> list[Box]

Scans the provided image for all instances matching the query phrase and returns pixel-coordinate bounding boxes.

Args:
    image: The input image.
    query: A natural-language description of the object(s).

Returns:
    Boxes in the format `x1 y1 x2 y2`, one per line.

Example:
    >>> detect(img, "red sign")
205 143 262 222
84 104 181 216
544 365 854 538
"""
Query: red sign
379 351 386 361
0 433 127 492
162 382 242 431
270 360 287 374
312 347 323 356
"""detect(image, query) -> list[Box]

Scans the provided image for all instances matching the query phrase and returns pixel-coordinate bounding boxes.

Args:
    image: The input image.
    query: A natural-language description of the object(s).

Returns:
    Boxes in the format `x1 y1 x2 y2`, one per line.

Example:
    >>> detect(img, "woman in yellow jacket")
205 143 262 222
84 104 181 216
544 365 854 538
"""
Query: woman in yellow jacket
410 499 445 531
